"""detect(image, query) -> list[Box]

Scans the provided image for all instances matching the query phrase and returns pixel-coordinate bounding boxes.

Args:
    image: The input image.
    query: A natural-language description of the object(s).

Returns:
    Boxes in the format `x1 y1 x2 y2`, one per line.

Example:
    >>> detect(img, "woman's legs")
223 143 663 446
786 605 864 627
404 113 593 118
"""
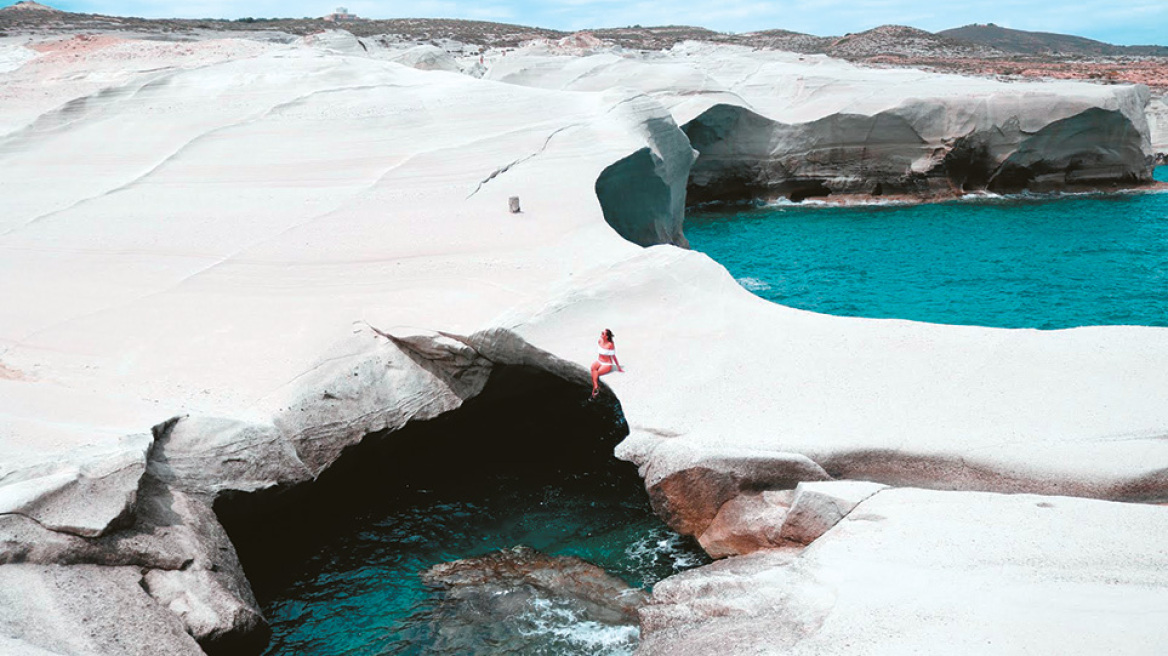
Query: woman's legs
591 362 613 397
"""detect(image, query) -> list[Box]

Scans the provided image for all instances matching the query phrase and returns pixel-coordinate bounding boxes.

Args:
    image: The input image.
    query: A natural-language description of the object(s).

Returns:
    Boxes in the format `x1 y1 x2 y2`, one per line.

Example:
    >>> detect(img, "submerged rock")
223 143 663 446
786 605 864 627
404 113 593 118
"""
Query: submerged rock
421 546 645 654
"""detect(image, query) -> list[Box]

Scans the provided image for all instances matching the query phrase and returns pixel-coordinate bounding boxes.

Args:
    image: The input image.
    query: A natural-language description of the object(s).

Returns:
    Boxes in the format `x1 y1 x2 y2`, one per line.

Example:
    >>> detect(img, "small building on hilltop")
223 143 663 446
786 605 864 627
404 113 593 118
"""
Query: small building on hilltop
323 6 359 22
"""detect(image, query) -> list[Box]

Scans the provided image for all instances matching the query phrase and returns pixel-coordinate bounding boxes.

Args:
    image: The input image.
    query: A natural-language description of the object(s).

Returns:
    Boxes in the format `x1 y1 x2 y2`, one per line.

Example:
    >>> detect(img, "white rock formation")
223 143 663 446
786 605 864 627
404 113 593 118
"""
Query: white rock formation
386 44 463 72
0 34 685 652
489 42 1156 199
0 44 38 74
1 30 1166 655
1149 95 1168 155
510 246 1168 505
638 488 1168 655
0 565 206 655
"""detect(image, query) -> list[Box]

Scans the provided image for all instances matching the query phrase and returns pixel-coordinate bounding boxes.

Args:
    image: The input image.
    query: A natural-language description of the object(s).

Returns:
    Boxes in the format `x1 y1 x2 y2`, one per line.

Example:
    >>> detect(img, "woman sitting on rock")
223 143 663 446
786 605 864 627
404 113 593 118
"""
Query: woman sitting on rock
591 328 622 398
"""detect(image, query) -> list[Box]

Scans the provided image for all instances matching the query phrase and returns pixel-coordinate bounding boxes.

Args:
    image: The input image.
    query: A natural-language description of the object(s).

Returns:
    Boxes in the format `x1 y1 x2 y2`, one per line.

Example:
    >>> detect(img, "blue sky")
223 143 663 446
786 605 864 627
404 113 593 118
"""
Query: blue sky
16 0 1168 46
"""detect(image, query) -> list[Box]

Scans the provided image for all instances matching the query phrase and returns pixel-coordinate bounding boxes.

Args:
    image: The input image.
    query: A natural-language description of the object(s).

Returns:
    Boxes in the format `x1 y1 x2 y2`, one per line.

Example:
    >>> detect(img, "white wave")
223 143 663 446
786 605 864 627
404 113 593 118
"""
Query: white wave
624 527 705 583
954 187 1168 203
763 197 911 208
518 597 639 655
955 190 1003 201
737 277 772 292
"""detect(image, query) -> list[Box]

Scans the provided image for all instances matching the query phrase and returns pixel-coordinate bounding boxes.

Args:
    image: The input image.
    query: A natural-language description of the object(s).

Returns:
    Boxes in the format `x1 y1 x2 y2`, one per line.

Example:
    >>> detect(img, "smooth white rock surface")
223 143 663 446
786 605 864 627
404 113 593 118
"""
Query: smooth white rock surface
490 41 1150 132
2 32 1168 654
1150 96 1168 153
639 488 1168 655
511 246 1168 500
0 35 677 493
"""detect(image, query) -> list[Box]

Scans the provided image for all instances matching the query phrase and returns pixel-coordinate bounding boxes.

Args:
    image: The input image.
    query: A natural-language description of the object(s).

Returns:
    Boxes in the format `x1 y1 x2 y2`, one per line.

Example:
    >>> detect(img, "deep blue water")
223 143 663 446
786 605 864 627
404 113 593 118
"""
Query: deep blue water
262 469 706 656
686 169 1168 329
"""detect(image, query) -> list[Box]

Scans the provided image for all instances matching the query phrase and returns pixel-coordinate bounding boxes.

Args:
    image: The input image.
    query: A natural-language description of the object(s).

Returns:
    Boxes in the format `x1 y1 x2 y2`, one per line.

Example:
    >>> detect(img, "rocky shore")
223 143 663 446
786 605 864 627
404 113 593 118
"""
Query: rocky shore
2 25 1167 655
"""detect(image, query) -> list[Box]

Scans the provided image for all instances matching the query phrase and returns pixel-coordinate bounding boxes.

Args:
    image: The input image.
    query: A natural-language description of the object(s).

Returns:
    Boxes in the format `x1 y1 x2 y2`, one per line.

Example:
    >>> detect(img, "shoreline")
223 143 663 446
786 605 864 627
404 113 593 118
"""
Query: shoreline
686 178 1168 212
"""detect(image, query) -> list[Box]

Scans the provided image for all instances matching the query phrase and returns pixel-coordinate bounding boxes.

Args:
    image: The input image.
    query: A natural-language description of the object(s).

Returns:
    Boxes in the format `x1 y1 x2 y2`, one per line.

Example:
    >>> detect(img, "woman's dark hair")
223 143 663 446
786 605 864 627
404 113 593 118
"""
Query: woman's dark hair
603 328 614 341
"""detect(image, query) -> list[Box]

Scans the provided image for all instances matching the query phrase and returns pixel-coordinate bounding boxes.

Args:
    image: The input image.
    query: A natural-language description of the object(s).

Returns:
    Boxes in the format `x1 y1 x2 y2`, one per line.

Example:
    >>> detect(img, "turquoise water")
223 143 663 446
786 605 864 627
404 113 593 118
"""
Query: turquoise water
686 170 1168 329
261 468 706 655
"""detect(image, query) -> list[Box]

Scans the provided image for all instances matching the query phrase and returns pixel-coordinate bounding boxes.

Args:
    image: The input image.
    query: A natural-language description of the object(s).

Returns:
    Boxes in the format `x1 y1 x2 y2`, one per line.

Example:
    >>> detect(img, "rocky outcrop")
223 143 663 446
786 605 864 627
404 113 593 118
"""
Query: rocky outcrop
0 1 60 12
681 480 887 559
0 327 623 655
684 94 1152 202
0 565 206 656
1149 95 1168 156
697 490 794 558
0 433 152 538
424 545 646 622
826 25 1002 59
422 546 644 654
386 44 463 72
618 441 830 539
594 94 696 247
637 488 1168 655
491 42 1157 202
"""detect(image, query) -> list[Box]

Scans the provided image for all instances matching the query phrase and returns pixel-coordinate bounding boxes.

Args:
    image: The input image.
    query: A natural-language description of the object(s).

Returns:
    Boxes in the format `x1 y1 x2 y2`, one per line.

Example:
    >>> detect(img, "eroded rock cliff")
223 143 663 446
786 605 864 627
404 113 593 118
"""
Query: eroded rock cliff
491 42 1156 202
0 328 624 654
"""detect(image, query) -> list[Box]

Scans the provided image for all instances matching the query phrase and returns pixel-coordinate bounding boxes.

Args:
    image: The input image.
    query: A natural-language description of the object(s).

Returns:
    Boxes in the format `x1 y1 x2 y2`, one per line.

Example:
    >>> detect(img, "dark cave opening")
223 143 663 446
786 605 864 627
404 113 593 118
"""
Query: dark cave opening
943 137 997 192
787 180 832 203
212 364 632 642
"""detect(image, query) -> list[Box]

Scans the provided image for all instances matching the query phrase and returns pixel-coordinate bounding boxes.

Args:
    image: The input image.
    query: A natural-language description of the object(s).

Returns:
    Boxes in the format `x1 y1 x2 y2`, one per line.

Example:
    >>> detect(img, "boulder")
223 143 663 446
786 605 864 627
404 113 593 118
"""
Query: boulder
423 545 646 623
697 489 794 558
617 439 831 538
694 481 887 558
777 480 888 545
421 546 645 654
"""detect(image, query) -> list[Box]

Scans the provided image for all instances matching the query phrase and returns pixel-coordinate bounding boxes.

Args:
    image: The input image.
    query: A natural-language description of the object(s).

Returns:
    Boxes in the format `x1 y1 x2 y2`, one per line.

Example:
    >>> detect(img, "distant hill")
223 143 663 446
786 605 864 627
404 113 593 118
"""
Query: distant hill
732 28 834 54
589 25 725 50
824 25 1001 58
940 24 1168 57
0 8 564 46
0 1 61 11
1 5 1165 63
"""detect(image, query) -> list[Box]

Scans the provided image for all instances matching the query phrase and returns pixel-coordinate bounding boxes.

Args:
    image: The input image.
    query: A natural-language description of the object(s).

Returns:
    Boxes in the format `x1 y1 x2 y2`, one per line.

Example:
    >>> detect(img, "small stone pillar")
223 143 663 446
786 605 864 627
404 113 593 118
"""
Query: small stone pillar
508 196 521 213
